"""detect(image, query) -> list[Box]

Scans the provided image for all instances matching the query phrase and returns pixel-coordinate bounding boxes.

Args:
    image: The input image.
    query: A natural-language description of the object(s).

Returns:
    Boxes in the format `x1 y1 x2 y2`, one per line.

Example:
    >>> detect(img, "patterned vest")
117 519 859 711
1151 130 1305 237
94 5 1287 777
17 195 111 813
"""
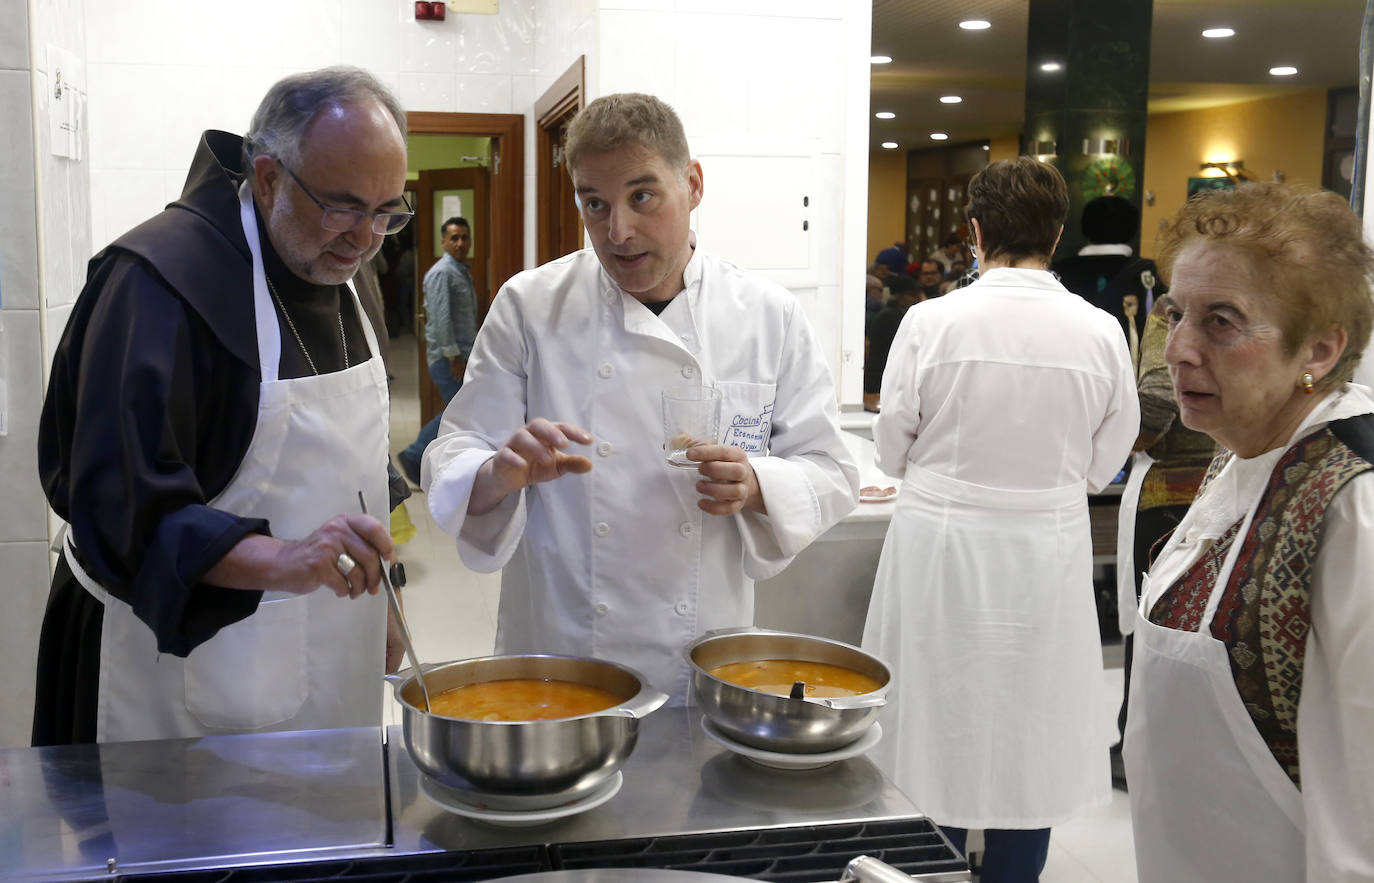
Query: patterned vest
1148 415 1374 787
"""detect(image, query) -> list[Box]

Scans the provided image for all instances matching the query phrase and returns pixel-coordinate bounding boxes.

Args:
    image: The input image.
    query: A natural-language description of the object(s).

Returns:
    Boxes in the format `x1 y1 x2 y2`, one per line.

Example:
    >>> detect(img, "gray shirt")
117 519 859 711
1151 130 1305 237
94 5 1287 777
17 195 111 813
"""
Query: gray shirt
422 253 476 364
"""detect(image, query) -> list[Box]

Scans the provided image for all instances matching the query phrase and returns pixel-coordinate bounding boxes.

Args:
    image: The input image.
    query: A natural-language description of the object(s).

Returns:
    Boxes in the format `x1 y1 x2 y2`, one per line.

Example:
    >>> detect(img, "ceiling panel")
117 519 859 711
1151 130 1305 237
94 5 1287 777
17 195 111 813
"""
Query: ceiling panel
870 0 1365 152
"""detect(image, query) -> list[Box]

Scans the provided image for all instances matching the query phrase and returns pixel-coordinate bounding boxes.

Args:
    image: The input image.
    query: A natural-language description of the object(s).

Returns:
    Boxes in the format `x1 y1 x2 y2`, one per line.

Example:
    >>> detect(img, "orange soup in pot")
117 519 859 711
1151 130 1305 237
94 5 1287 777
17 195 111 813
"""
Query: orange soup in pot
707 659 882 698
427 678 623 721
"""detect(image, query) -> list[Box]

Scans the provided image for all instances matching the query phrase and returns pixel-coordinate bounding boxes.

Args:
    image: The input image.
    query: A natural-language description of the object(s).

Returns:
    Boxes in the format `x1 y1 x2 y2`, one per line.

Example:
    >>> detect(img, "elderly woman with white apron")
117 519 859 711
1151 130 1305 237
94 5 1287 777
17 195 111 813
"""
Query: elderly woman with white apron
863 158 1138 882
33 69 408 745
1126 183 1374 881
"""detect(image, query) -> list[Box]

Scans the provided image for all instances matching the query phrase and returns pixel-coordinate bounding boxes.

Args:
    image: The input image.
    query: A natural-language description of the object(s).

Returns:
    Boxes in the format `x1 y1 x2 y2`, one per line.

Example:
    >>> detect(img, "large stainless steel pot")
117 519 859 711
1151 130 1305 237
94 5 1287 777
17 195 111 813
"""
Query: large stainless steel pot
387 655 668 795
687 627 891 753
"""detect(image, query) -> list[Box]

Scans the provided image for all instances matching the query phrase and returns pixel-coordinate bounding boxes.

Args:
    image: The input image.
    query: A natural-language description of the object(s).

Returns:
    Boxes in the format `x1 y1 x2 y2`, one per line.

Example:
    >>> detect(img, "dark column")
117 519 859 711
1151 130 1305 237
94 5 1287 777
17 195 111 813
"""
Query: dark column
1023 0 1153 260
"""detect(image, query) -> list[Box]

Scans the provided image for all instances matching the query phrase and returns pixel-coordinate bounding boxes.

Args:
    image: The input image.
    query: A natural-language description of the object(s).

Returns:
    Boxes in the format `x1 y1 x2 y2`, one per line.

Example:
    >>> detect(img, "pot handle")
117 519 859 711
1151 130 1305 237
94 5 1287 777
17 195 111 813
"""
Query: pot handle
595 687 669 720
840 855 914 883
384 663 444 693
699 625 777 640
803 692 887 710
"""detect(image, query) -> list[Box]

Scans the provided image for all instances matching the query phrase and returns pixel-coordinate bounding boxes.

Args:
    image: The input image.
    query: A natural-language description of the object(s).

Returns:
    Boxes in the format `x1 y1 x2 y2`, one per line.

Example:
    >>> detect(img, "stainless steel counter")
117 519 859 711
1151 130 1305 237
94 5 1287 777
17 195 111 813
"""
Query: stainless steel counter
388 709 917 853
1 709 931 881
0 727 389 881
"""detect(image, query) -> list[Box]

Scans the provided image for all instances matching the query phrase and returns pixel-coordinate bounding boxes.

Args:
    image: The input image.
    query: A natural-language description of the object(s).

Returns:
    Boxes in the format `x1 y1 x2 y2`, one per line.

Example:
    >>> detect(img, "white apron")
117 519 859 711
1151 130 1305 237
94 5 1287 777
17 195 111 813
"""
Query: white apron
1114 450 1154 636
863 464 1109 829
1123 520 1305 881
65 187 390 742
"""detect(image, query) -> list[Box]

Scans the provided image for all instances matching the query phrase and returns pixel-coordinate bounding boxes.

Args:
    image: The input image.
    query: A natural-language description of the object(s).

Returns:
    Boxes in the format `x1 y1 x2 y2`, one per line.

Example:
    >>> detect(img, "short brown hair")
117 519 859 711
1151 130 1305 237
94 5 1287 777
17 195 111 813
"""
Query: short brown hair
964 158 1068 263
1156 182 1374 391
563 93 690 177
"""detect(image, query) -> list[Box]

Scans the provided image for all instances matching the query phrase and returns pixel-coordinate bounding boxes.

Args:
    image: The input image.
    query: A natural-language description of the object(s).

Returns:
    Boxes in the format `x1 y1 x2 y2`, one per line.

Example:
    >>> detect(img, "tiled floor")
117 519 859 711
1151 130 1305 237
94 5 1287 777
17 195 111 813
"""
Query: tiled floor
383 332 1138 882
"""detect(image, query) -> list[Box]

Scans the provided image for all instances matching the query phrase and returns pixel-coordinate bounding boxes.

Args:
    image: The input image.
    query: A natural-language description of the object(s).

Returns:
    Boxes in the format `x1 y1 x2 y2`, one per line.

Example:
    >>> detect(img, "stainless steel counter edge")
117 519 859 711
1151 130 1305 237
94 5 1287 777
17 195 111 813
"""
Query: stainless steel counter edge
2 709 942 881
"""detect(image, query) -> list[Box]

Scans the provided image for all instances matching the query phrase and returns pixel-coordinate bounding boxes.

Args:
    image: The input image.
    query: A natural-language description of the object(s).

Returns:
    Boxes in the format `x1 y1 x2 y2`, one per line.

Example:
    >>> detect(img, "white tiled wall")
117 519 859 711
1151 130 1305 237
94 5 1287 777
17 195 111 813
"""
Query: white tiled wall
2 0 89 748
83 0 539 253
594 2 869 386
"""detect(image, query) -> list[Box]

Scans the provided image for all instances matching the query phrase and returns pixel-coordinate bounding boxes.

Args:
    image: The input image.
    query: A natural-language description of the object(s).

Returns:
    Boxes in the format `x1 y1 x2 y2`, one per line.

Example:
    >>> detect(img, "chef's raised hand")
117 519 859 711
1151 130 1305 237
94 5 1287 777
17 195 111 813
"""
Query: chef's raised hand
686 444 766 516
468 418 594 516
204 513 396 600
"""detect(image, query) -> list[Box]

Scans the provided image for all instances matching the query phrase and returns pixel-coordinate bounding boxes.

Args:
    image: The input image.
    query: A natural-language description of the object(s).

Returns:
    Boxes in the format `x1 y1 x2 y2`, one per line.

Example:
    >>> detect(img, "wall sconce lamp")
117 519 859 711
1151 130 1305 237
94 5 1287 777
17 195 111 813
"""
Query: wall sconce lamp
1084 138 1128 156
1200 160 1250 180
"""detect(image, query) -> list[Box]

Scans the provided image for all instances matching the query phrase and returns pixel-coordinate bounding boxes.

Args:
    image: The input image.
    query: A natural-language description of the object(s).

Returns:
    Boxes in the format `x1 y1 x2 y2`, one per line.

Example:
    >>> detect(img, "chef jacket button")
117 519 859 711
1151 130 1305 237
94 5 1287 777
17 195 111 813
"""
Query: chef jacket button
595 522 611 537
679 521 695 536
597 442 613 457
675 601 691 616
680 334 692 344
599 363 614 378
681 365 695 379
595 603 609 616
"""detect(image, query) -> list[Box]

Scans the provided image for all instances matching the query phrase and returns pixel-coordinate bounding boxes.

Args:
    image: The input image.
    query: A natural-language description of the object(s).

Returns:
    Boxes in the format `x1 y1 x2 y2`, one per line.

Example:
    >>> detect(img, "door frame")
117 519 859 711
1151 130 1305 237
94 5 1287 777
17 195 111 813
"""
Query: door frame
407 112 524 298
535 57 586 265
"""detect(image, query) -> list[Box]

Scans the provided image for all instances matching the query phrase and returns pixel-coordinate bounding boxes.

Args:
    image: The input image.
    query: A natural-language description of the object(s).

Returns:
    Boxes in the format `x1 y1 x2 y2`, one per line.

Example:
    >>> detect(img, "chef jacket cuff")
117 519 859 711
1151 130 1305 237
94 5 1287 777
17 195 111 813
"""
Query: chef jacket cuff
425 447 526 570
737 455 821 580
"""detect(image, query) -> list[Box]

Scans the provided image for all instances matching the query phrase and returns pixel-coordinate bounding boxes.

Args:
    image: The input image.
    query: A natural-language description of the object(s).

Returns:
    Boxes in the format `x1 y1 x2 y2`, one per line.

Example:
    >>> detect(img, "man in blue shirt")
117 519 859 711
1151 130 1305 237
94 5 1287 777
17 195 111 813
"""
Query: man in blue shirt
398 216 476 483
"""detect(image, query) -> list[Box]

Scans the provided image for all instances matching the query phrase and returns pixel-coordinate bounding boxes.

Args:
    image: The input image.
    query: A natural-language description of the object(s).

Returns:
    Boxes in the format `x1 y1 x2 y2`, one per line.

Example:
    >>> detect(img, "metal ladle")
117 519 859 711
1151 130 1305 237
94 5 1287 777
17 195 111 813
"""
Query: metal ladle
358 491 431 711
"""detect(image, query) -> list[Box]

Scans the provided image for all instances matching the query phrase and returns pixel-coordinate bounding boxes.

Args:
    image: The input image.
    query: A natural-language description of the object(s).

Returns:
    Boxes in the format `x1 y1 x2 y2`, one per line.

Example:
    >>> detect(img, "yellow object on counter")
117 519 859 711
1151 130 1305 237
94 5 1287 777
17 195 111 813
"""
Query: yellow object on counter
390 501 417 545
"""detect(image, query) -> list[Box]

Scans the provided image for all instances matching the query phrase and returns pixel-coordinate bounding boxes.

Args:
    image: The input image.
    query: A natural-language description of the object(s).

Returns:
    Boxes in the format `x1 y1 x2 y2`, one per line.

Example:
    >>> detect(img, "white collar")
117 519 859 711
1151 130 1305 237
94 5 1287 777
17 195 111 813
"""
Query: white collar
1077 243 1134 257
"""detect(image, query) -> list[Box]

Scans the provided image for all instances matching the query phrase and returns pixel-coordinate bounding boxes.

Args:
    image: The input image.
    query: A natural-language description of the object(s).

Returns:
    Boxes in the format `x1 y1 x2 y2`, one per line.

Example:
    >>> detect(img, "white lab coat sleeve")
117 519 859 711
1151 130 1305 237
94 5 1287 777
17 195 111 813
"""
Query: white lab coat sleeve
735 304 860 580
872 307 923 479
1085 327 1141 493
422 290 532 572
1301 475 1374 881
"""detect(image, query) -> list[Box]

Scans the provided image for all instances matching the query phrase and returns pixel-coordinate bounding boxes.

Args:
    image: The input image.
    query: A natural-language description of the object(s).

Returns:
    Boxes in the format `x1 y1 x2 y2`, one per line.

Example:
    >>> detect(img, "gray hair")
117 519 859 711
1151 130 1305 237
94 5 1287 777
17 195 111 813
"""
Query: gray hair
242 66 406 184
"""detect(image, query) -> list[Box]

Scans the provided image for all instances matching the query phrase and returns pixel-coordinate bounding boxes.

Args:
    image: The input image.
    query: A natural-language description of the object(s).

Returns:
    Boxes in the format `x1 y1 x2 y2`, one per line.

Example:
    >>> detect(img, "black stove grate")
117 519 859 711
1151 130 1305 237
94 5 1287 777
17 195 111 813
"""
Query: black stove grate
112 846 550 882
112 818 964 882
550 818 966 881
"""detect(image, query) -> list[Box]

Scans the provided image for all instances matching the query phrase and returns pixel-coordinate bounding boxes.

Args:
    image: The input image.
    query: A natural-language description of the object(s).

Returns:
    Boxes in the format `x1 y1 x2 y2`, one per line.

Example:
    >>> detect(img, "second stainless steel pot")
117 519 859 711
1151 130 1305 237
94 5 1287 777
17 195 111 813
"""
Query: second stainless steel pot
687 628 891 754
387 654 668 795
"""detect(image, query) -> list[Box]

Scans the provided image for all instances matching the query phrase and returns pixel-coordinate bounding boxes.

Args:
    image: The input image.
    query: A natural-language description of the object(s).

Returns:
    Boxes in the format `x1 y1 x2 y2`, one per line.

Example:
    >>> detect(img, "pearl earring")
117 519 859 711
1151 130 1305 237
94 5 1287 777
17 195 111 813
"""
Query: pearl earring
1301 372 1315 395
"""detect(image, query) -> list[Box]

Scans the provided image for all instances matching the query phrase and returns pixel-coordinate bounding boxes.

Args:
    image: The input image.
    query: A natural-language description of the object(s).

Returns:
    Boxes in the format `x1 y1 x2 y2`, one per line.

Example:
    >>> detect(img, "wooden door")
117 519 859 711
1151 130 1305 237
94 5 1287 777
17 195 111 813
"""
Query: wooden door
536 57 585 264
415 166 490 425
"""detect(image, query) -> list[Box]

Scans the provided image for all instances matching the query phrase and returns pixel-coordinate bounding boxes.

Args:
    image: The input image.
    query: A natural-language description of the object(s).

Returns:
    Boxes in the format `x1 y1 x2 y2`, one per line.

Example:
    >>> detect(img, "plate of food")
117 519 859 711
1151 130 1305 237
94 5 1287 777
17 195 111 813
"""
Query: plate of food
858 485 897 503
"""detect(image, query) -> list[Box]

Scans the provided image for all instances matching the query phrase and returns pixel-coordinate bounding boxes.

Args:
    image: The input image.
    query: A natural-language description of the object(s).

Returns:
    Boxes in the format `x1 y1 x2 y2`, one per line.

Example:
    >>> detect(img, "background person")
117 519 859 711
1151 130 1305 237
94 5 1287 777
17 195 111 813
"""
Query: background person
397 216 476 484
32 66 410 746
1052 194 1162 366
863 274 922 401
1125 183 1374 882
420 93 859 702
862 157 1138 882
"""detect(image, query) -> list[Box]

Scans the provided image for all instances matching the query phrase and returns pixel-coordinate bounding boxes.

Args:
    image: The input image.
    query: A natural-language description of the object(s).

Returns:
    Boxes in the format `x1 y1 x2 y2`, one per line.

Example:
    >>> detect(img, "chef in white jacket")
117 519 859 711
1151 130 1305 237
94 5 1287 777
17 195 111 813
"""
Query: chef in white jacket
862 158 1138 882
420 93 859 702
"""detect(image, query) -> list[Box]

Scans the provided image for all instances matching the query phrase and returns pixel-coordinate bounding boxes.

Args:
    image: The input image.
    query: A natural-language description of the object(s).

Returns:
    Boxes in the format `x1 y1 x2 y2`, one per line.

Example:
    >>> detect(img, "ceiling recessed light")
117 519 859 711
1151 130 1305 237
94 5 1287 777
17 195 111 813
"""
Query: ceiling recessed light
982 144 990 150
1040 62 1062 72
1202 28 1235 38
881 141 899 149
959 19 991 30
930 133 949 141
1270 65 1298 76
875 111 896 119
871 55 892 64
939 95 963 104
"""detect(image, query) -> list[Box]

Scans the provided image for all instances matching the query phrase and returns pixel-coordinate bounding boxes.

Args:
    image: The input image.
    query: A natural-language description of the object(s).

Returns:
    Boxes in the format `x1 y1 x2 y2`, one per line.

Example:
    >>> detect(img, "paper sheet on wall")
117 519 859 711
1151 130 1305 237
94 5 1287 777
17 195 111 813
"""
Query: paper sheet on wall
47 45 84 160
441 195 464 221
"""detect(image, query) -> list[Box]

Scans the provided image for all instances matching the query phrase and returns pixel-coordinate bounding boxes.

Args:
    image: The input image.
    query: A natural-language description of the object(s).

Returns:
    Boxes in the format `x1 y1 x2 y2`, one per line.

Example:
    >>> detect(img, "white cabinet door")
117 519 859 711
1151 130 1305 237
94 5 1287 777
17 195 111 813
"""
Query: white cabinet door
691 153 816 288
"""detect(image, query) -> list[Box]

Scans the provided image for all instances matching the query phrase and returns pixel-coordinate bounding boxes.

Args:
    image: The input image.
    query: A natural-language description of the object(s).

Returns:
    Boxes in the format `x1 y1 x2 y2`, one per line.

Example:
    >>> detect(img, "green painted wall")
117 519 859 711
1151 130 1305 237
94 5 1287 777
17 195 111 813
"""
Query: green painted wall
406 134 491 180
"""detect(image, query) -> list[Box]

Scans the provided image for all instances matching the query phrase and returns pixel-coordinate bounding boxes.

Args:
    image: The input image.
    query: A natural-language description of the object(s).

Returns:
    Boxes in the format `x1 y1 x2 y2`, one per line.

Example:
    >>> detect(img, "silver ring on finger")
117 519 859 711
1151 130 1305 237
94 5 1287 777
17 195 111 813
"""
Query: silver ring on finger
335 552 358 577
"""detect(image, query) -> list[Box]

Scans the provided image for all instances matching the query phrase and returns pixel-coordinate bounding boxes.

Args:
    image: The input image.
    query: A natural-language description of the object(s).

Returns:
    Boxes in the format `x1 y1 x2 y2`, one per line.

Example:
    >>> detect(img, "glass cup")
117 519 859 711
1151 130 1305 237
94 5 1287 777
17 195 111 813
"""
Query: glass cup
662 386 721 468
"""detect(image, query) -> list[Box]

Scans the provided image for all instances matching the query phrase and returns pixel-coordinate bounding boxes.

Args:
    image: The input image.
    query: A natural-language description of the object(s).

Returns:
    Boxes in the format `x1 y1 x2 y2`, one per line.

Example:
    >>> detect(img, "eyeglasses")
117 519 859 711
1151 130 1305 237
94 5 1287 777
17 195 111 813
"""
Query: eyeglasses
276 160 414 235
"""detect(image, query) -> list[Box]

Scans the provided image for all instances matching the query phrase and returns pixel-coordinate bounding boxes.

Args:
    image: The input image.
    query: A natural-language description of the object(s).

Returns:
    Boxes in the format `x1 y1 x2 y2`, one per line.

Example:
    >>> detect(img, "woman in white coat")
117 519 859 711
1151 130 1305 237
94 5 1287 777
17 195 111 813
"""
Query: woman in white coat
1126 183 1374 881
862 157 1138 882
